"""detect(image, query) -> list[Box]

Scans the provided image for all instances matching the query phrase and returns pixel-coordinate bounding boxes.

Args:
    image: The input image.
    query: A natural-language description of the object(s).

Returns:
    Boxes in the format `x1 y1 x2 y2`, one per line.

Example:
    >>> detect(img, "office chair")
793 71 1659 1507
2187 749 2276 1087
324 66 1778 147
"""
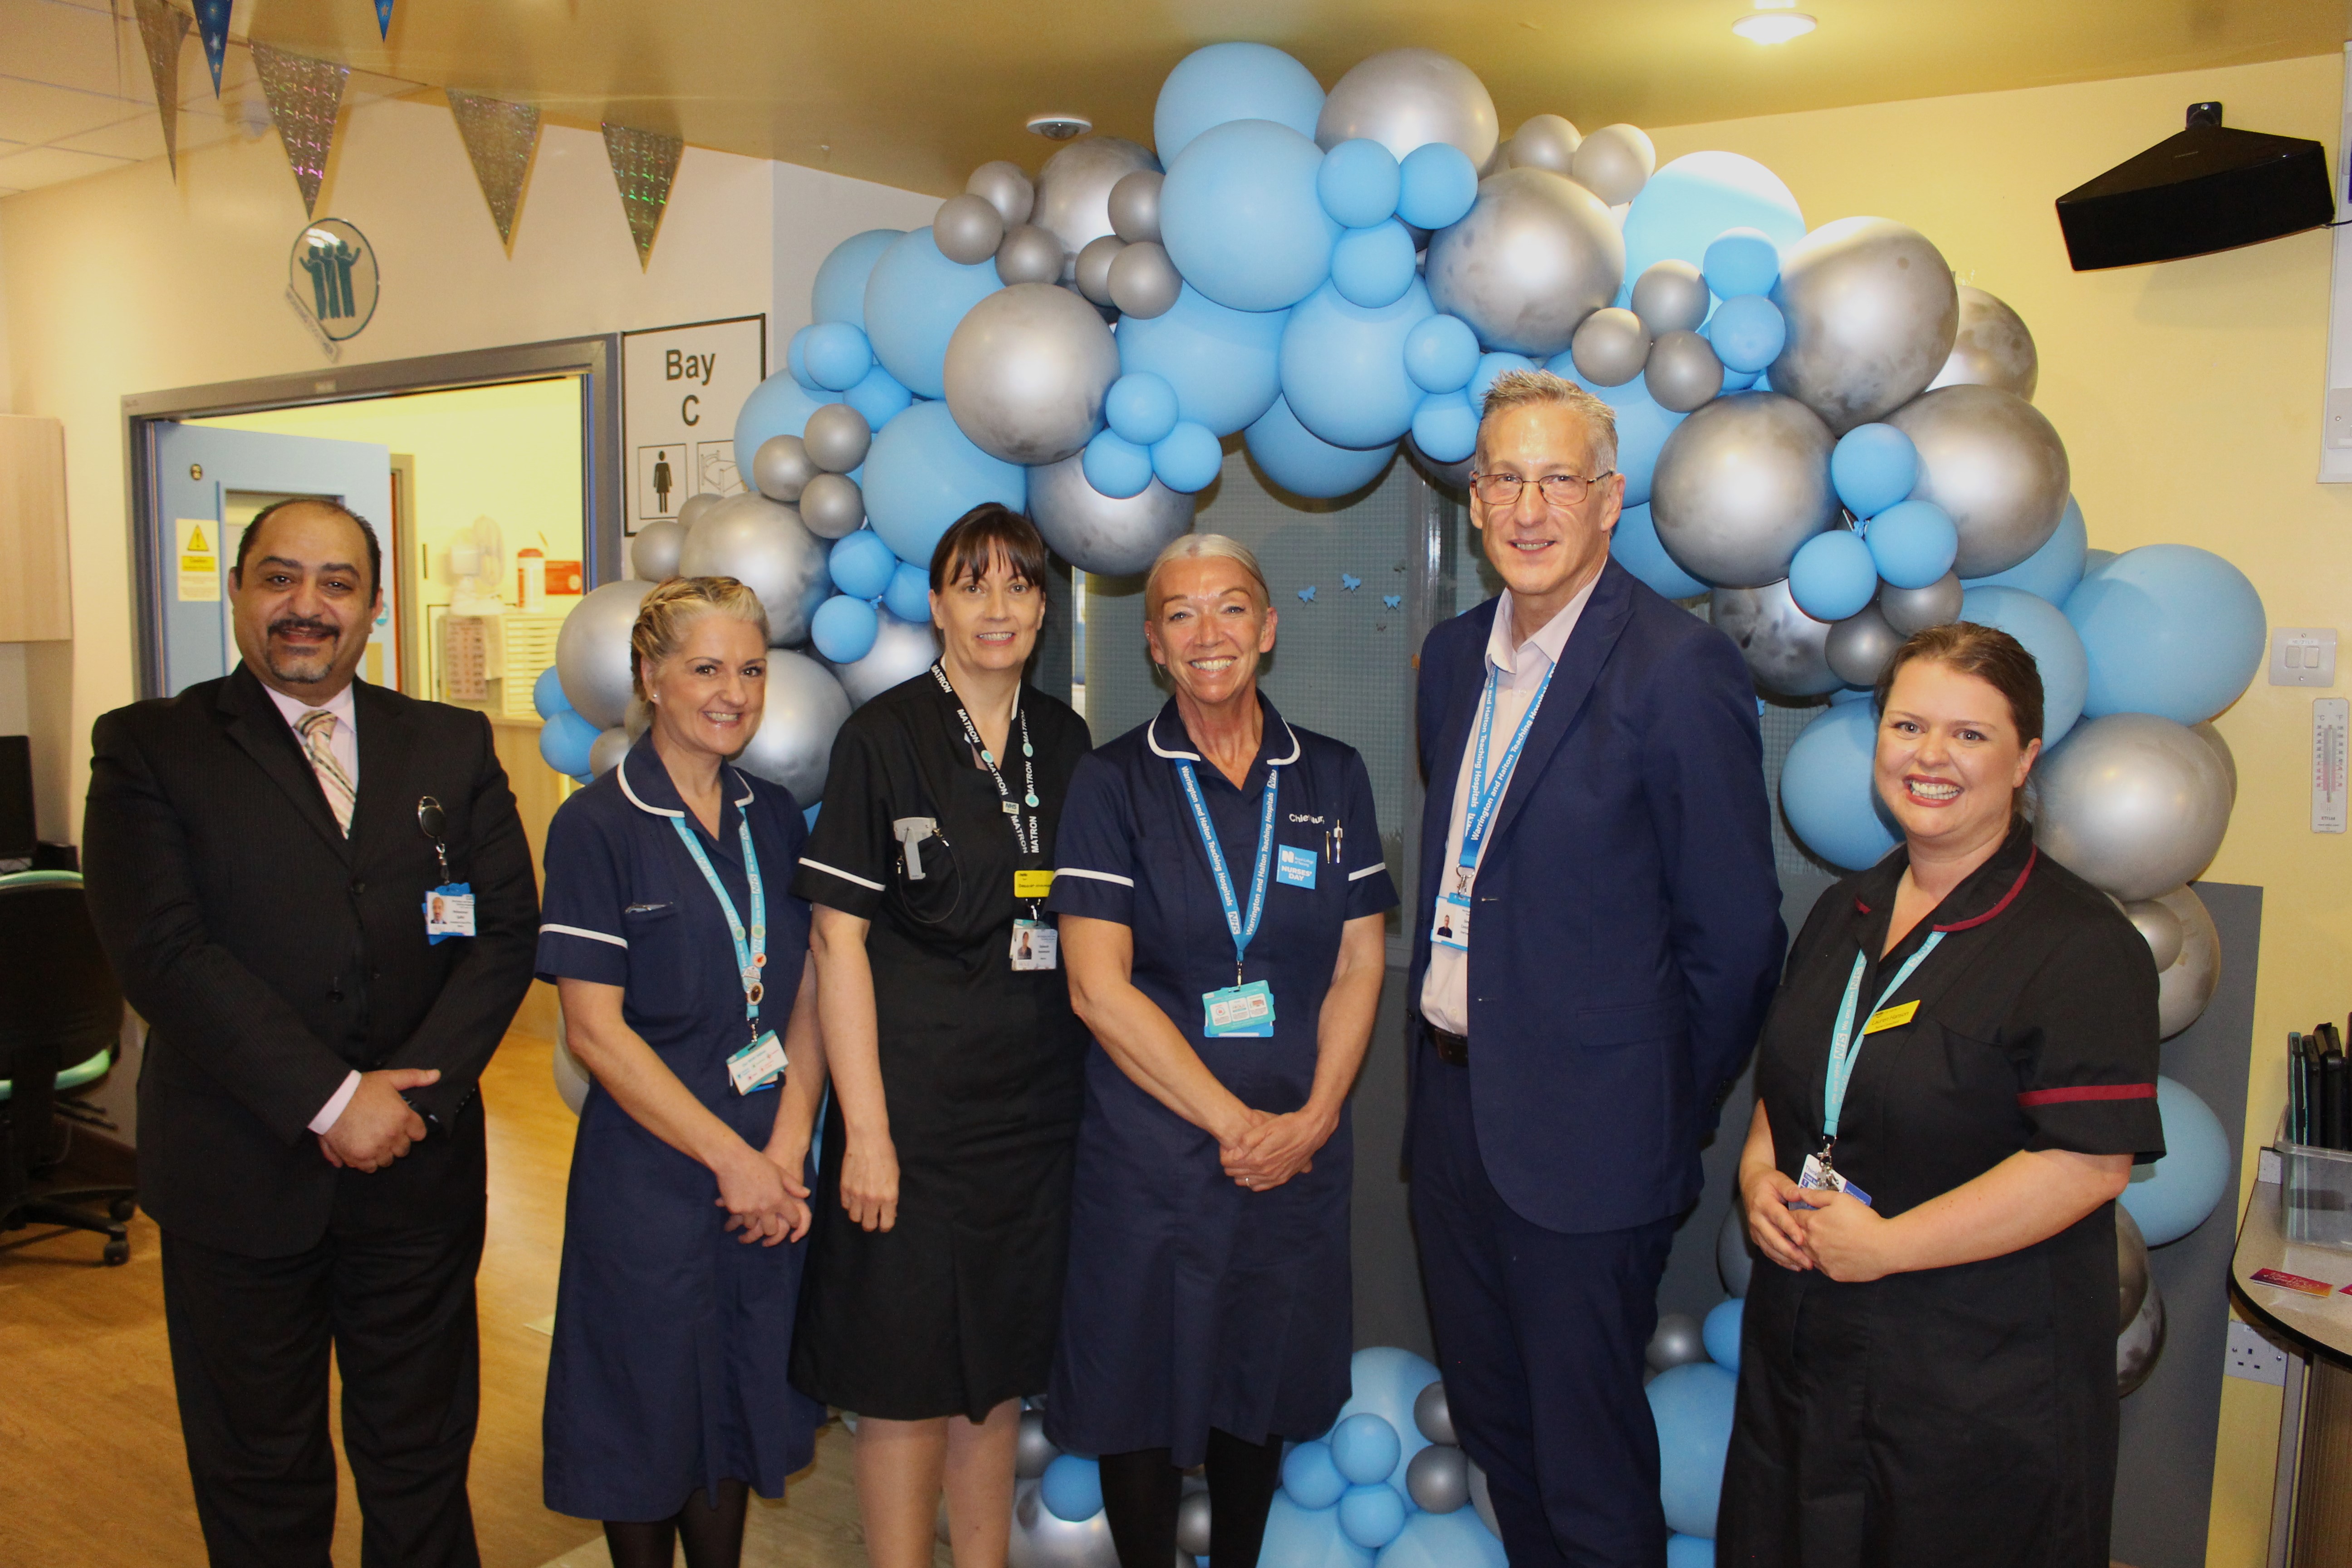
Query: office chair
0 870 136 1265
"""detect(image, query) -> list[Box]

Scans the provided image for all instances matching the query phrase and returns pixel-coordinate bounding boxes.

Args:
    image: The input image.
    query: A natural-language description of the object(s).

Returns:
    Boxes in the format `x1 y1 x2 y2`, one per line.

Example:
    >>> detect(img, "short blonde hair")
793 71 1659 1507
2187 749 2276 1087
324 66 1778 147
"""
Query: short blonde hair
630 576 769 699
1143 532 1270 616
1477 368 1619 472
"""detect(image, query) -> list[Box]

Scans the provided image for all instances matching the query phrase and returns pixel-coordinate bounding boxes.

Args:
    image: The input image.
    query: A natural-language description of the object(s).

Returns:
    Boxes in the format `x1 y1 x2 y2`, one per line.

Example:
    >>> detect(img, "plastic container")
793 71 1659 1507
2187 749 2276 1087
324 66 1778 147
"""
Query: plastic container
2278 1138 2352 1252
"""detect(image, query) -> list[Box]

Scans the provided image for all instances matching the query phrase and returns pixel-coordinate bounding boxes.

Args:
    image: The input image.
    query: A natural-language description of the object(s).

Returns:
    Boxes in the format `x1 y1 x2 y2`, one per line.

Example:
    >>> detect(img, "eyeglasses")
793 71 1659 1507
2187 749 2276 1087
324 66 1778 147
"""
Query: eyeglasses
1468 470 1616 508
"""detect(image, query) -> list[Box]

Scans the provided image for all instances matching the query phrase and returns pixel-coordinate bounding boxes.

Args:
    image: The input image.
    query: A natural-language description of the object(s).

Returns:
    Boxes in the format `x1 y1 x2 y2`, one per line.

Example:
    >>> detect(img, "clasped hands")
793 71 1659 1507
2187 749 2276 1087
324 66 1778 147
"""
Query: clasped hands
1220 1102 1336 1194
1742 1166 1896 1283
318 1067 441 1172
716 1136 813 1246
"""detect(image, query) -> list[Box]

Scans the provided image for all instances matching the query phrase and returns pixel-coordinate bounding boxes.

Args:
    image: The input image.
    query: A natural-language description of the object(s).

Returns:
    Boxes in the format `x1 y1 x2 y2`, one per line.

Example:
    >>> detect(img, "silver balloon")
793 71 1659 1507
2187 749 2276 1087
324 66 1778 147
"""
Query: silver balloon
1651 392 1838 588
1108 169 1163 245
1712 578 1842 698
1877 570 1963 635
1887 385 2069 577
1825 603 1904 688
1174 1489 1212 1557
587 725 630 778
2117 1279 2166 1398
2122 897 2185 972
555 578 654 729
832 606 940 706
1406 1444 1471 1514
1927 285 2039 402
2033 713 2233 902
1631 259 1709 336
1426 167 1624 358
752 433 818 502
1646 1311 1708 1372
1009 1480 1119 1568
624 694 652 740
2152 883 2221 1039
676 493 829 647
1413 1380 1455 1446
1027 450 1196 575
1016 1409 1060 1480
1569 123 1655 206
2190 720 2238 805
1032 136 1160 276
935 192 1007 266
677 492 722 530
944 283 1121 466
631 518 686 580
1770 217 1959 435
1468 1462 1499 1539
1315 47 1499 168
552 1004 590 1115
1108 241 1182 320
728 649 850 804
1074 235 1124 307
969 159 1036 228
804 402 873 474
1505 113 1581 174
1569 306 1648 387
2117 1199 2151 1331
1718 1203 1754 1298
799 473 866 540
1645 328 1723 413
997 223 1068 287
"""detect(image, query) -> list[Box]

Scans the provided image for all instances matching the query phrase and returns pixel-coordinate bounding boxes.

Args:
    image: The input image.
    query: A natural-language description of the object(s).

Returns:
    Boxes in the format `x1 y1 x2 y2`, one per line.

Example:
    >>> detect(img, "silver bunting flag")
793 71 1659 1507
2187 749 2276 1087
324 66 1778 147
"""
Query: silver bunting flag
601 123 683 270
252 43 349 218
130 0 190 175
446 91 541 248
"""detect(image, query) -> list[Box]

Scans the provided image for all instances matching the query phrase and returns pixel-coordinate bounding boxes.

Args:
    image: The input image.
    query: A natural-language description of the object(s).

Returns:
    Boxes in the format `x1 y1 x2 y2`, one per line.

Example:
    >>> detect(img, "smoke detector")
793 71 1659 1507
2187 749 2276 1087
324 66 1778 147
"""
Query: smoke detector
1027 114 1092 141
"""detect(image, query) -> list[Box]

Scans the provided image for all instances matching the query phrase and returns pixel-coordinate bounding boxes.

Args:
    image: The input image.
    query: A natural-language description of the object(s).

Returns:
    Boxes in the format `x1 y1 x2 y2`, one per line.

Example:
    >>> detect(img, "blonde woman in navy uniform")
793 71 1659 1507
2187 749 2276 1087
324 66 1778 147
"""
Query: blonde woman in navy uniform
1048 534 1396 1568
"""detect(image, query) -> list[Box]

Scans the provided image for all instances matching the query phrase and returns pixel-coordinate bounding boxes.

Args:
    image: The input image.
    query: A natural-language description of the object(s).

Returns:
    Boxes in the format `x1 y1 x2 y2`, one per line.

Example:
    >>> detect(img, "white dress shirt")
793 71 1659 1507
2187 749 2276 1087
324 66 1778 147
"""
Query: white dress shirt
261 679 364 1134
1419 581 1597 1037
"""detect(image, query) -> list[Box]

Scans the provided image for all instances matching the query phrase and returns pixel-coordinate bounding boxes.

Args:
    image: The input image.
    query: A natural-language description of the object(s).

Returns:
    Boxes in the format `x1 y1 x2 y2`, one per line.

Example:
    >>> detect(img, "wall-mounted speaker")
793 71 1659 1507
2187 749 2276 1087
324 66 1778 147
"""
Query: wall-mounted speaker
2055 103 2333 271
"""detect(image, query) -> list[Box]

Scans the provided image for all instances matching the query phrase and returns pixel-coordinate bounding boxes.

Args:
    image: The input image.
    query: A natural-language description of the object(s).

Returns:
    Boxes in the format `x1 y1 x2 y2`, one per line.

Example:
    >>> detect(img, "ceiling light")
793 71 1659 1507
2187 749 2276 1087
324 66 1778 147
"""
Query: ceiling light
1027 114 1091 141
1734 10 1817 43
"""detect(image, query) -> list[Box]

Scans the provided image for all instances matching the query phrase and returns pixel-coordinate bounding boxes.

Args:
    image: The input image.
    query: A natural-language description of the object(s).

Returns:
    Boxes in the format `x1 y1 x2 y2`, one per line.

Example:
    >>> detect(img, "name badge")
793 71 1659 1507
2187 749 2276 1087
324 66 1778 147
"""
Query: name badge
1203 979 1275 1037
1863 1000 1919 1035
424 883 475 943
1014 868 1055 900
1010 917 1058 970
726 1030 786 1095
1431 890 1471 951
1275 845 1318 889
1794 1152 1872 1208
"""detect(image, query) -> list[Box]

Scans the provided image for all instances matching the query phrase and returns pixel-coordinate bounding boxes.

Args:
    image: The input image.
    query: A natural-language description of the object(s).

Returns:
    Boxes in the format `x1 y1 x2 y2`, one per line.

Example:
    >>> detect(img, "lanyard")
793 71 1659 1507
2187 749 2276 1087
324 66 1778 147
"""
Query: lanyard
931 664 1039 859
1174 758 1279 987
1458 659 1556 875
667 806 767 1039
1822 931 1943 1140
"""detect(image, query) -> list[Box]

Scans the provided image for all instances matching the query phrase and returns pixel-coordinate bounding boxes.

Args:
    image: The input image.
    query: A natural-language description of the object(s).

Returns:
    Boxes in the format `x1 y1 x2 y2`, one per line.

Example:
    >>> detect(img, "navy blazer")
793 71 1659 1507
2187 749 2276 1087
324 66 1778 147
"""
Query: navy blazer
1407 558 1785 1234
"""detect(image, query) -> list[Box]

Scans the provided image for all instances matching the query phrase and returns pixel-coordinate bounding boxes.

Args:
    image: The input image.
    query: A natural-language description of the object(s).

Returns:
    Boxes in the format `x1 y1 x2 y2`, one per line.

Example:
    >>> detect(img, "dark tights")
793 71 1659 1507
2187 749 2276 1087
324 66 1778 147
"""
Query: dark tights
1098 1427 1286 1568
602 1479 750 1568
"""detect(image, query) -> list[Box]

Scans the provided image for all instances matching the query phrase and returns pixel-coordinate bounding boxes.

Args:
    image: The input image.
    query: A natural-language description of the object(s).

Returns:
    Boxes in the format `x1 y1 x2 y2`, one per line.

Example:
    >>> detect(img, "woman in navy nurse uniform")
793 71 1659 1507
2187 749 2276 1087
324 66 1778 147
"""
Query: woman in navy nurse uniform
1048 534 1396 1568
535 577 827 1568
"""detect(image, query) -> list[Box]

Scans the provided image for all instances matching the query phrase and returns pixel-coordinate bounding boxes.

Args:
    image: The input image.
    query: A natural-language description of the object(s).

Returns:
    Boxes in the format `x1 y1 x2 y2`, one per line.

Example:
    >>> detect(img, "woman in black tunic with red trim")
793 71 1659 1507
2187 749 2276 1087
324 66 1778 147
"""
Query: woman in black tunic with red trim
1719 623 2165 1568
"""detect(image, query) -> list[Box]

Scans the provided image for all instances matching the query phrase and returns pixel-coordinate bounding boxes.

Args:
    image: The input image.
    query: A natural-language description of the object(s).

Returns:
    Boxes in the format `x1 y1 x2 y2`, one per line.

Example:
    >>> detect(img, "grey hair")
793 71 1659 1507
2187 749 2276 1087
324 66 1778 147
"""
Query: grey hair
1143 532 1271 614
1477 368 1619 472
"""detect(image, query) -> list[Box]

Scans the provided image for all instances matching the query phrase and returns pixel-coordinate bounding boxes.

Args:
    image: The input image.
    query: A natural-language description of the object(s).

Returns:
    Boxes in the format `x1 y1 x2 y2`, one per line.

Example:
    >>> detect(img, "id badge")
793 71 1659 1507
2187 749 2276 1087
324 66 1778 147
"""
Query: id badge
726 1030 786 1095
1431 890 1471 951
1010 918 1058 970
1203 979 1275 1038
423 882 475 944
1794 1152 1872 1208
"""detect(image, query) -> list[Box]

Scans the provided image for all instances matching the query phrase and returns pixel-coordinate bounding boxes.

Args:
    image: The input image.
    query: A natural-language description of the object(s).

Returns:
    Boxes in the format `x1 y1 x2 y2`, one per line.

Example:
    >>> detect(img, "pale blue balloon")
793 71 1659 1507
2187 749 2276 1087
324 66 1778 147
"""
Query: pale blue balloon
1621 154 1806 309
1963 494 2087 604
1404 314 1480 394
1318 137 1401 228
1338 1483 1407 1550
813 228 904 328
828 529 897 600
1702 1298 1743 1373
1330 1346 1440 1491
2082 547 2117 576
809 593 879 663
1705 294 1787 376
1281 277 1435 449
1788 529 1877 622
1397 142 1478 230
1646 1361 1738 1539
1702 226 1781 299
1468 351 1535 410
803 321 872 392
1040 1454 1103 1523
1246 395 1396 498
532 664 573 719
1411 389 1479 464
1720 364 1763 392
1959 583 2088 744
1863 499 1957 590
1117 284 1289 436
1780 701 1900 871
1161 118 1339 313
843 362 913 429
1548 357 1689 509
861 400 1025 566
1152 421 1223 493
1106 372 1180 447
1153 41 1325 165
1082 429 1153 499
1612 503 1709 599
2120 1075 2232 1247
1668 1534 1718 1568
787 325 823 392
538 710 599 777
1328 1414 1402 1487
2067 543 2267 725
1329 219 1418 309
1375 1508 1509 1568
1259 1494 1375 1568
1282 1440 1348 1510
863 227 1002 399
1830 424 1920 519
734 368 838 476
882 560 931 622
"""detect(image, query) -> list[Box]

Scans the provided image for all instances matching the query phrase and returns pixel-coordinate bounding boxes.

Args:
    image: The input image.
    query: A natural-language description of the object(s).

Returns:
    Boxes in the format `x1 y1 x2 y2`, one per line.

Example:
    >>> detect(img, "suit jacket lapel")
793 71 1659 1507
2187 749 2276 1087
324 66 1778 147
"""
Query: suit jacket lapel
1421 599 1496 895
1484 559 1637 856
216 665 353 862
349 681 414 862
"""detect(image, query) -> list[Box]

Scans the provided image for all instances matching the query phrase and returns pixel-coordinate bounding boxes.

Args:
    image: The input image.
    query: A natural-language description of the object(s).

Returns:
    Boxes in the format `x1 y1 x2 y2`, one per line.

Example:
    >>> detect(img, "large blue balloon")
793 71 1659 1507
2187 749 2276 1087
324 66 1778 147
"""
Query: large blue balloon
2121 1075 2232 1247
1375 1507 1509 1568
842 362 913 429
1958 584 2088 744
1259 1494 1375 1568
828 529 897 600
1282 1440 1348 1510
1963 494 2087 604
1702 226 1781 299
1788 530 1878 622
1280 278 1435 449
1612 503 1709 599
1830 424 1919 520
532 663 573 719
813 229 903 328
1039 1454 1103 1523
1668 1534 1719 1568
2067 543 2266 725
1780 701 1899 871
862 227 1002 399
1117 284 1289 436
1318 137 1401 229
1647 1361 1737 1540
538 709 599 777
1161 117 1339 313
1702 1298 1744 1373
1245 395 1396 499
1548 358 1689 509
1620 153 1807 309
1330 1346 1439 1492
809 593 879 663
733 369 838 476
1329 219 1418 309
862 400 1026 567
1411 390 1479 465
1153 41 1325 165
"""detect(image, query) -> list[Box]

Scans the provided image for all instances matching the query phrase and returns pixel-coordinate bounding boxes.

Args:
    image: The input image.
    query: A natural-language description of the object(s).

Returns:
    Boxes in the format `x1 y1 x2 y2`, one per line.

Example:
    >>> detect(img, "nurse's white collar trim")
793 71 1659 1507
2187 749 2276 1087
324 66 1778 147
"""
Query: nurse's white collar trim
1147 708 1301 767
616 750 755 817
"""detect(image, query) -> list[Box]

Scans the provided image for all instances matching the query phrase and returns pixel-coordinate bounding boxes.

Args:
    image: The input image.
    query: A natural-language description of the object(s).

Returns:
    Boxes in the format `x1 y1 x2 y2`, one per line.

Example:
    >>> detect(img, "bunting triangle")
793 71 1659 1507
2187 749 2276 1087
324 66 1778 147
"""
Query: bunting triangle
192 0 230 96
446 91 541 248
601 123 683 271
251 43 349 218
375 0 394 39
130 0 189 176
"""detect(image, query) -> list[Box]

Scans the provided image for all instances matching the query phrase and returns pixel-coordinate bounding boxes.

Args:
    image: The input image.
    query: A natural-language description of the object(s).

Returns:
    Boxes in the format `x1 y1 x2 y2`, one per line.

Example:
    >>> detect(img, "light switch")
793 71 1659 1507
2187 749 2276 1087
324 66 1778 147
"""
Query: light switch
2271 627 2338 687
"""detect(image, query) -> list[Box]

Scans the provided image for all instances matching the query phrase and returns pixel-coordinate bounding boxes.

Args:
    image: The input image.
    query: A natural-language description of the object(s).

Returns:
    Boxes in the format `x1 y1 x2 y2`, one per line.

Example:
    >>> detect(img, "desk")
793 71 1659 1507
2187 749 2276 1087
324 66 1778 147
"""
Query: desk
2231 1173 2352 1568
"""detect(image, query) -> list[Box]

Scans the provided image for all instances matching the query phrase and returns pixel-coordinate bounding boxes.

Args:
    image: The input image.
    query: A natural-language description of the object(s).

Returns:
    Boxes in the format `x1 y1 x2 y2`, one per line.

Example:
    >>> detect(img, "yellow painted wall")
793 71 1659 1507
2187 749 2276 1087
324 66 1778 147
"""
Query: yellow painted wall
1650 52 2347 1566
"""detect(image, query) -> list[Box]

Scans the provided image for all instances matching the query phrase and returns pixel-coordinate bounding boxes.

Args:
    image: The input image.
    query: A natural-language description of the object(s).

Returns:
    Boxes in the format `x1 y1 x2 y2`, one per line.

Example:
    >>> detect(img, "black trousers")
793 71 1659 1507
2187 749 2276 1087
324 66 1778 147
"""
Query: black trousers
161 1208 486 1568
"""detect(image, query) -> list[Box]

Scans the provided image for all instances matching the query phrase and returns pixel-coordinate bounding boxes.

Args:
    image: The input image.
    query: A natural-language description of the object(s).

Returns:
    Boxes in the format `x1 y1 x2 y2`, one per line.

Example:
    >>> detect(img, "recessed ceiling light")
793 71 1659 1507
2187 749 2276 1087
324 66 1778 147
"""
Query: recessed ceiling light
1734 10 1817 43
1027 114 1092 141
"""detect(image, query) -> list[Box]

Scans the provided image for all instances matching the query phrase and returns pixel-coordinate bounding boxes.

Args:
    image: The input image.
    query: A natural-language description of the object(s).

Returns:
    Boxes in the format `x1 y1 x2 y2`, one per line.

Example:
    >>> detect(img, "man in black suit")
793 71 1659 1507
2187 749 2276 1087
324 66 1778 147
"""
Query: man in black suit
83 498 538 1568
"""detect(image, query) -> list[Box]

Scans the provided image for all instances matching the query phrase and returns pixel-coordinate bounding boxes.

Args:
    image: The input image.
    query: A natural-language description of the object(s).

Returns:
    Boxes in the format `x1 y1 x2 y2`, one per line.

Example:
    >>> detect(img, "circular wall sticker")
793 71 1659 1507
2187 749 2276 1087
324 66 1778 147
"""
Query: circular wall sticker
288 218 379 341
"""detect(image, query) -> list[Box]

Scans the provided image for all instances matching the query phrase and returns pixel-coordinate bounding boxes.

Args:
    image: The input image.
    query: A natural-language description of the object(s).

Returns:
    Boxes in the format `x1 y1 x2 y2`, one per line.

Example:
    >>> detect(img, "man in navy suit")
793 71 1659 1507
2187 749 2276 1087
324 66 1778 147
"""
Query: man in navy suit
1409 371 1784 1567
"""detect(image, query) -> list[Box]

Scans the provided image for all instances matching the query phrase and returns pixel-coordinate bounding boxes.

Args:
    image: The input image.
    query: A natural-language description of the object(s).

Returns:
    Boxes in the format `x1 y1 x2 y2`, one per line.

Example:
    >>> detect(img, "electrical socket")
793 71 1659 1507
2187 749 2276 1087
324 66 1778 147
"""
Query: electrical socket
2226 1320 2288 1386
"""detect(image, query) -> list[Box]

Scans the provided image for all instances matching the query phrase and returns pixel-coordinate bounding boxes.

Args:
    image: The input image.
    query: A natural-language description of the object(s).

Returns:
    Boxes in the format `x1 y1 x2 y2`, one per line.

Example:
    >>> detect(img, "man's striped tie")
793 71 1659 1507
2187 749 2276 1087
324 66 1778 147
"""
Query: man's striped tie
296 709 356 835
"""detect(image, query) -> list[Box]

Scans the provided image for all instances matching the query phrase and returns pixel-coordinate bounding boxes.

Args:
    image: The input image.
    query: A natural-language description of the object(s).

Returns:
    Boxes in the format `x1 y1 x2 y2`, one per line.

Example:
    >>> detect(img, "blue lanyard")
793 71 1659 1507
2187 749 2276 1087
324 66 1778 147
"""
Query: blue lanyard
668 805 768 1038
1822 931 1942 1138
1174 758 1279 986
1459 659 1556 872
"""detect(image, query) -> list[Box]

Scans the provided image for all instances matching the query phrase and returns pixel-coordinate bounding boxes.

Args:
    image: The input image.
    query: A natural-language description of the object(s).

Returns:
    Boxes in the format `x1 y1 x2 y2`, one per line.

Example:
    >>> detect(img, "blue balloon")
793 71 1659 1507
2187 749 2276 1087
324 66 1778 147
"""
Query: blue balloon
1259 1494 1375 1568
1040 1454 1103 1523
1282 1440 1349 1510
2066 543 2267 725
803 321 873 392
1245 396 1396 499
1828 684 1872 705
787 324 823 392
813 228 903 328
1152 421 1223 493
1668 1534 1719 1568
843 362 913 429
2121 1075 2232 1247
1397 142 1478 230
1469 351 1536 410
1376 1508 1509 1568
1611 503 1709 599
1704 294 1787 376
1780 701 1900 872
1404 314 1480 395
537 709 599 777
1329 219 1418 309
1161 117 1338 313
1701 1298 1744 1373
1411 390 1479 465
2082 547 2117 576
1117 284 1289 436
1331 1346 1440 1491
1647 1361 1737 1539
862 400 1026 567
1959 584 2088 744
1788 530 1878 622
532 663 573 719
809 593 880 663
1963 494 2087 604
1154 41 1325 165
734 369 838 476
1863 499 1957 590
1338 1484 1408 1550
1548 358 1689 509
828 529 897 600
863 227 1002 399
1701 225 1782 299
1328 1414 1403 1487
882 560 931 622
1082 429 1154 500
1318 137 1401 229
1106 371 1180 447
803 801 821 831
1621 154 1806 308
1719 364 1763 392
1280 277 1435 449
1830 424 1920 520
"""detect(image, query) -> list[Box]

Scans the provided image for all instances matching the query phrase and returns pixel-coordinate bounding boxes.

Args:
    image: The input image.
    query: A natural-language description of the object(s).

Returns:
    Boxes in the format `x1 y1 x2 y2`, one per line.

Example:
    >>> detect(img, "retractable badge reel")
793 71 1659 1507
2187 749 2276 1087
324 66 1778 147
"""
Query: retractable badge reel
417 796 475 943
